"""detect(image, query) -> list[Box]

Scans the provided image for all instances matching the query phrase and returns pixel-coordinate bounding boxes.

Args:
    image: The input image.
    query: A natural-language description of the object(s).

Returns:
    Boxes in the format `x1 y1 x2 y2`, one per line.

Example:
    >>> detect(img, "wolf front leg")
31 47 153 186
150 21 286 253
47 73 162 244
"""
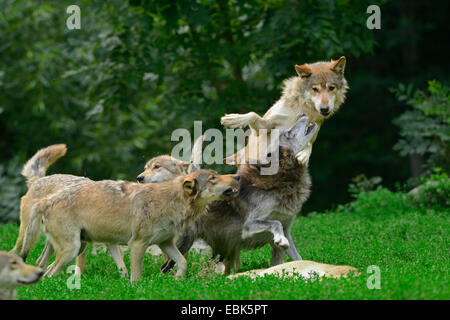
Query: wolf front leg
160 226 196 273
221 112 289 133
295 125 320 166
129 239 148 283
242 219 290 249
295 143 312 166
159 239 187 278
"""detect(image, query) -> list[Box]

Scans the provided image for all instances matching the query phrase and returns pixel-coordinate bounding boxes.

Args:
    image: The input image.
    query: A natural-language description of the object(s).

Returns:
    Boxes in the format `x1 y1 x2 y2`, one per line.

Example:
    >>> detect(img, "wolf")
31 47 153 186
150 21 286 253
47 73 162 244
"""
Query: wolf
154 116 317 274
227 260 359 280
221 57 348 166
24 170 239 281
0 251 44 300
13 144 128 277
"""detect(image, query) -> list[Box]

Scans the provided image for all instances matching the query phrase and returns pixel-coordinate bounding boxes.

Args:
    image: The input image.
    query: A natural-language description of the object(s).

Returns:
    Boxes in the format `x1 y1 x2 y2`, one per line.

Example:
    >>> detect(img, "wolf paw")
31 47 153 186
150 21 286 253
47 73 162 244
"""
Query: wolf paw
295 145 312 166
221 113 254 129
274 234 290 249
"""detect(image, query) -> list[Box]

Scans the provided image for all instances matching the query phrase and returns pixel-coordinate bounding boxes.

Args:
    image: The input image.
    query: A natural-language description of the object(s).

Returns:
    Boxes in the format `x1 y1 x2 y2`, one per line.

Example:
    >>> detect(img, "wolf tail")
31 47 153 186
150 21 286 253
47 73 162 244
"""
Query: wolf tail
187 135 204 173
21 144 67 184
20 200 48 262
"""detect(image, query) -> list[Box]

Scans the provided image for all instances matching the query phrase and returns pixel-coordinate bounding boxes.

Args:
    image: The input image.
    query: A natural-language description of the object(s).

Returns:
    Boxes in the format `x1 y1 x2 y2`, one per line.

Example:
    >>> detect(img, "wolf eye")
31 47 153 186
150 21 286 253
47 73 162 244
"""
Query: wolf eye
153 165 160 169
312 87 319 93
10 261 18 268
328 86 335 91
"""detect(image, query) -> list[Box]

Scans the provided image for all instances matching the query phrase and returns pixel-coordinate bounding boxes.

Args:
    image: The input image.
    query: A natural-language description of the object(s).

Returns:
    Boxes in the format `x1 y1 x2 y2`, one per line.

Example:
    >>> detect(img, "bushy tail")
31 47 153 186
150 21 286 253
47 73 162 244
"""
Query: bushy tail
20 200 47 261
187 135 204 173
21 144 67 183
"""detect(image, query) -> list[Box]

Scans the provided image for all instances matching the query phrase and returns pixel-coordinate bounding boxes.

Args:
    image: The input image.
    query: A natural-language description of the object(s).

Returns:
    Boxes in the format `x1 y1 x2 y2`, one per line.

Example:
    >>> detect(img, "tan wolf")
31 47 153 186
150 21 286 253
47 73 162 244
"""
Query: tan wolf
227 260 359 280
13 144 128 277
24 169 239 282
221 56 348 166
0 251 44 300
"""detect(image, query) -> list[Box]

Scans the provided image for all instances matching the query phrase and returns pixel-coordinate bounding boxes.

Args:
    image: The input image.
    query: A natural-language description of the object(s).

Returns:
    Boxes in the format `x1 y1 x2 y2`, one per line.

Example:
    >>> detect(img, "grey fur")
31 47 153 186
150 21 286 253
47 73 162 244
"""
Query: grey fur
162 116 317 273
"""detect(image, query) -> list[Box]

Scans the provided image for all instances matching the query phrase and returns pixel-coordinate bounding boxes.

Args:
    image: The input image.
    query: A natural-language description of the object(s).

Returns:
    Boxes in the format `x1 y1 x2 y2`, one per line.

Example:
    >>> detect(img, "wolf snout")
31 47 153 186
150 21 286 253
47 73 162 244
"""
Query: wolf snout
320 106 330 115
234 175 240 181
137 175 144 183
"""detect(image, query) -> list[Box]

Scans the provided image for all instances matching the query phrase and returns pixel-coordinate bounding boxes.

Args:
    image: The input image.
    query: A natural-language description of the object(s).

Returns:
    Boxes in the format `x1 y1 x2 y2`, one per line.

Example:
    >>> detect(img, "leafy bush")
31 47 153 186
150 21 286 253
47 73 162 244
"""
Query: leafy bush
0 158 26 224
347 174 382 198
412 172 450 210
391 80 450 175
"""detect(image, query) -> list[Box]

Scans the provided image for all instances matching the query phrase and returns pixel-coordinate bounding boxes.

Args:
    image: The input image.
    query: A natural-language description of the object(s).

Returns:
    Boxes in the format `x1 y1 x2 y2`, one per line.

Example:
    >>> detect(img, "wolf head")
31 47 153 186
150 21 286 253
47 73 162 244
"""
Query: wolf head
294 56 348 121
259 115 317 167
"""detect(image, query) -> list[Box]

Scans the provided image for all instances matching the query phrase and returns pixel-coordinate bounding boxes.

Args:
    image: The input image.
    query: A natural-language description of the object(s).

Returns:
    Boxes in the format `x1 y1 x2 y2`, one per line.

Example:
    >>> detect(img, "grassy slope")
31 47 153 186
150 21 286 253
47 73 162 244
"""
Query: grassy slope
0 188 448 300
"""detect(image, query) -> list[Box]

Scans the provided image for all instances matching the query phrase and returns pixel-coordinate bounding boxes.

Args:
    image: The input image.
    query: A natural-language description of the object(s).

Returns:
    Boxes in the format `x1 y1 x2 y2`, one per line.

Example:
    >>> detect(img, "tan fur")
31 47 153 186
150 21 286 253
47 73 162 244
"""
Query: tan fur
12 145 128 278
0 251 43 300
11 144 89 256
31 170 239 282
227 260 359 280
21 144 67 184
221 57 348 165
137 155 189 183
137 135 204 183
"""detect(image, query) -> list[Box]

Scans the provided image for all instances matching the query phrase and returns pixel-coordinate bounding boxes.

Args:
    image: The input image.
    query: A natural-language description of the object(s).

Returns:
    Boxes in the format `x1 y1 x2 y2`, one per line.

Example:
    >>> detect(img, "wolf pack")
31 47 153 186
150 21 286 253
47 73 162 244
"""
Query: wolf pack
0 57 360 300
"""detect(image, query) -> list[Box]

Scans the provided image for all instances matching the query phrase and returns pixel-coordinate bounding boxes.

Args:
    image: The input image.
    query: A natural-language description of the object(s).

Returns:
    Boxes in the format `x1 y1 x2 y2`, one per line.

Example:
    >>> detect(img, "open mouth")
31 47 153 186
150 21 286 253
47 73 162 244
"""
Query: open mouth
320 111 330 116
222 188 238 197
305 123 316 135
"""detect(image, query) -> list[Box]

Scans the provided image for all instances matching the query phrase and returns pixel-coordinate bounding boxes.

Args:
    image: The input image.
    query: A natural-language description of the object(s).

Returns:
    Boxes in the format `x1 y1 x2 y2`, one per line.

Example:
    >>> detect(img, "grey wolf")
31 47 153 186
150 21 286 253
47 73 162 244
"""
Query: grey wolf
221 57 348 166
227 260 359 280
0 251 43 300
13 144 128 277
26 169 239 282
157 116 317 274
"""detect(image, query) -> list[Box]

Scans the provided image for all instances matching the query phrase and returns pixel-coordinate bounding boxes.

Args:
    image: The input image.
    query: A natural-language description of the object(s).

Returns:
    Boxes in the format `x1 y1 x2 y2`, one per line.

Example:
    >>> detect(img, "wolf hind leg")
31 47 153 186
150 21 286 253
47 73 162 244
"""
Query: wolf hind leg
242 219 289 249
270 245 286 267
285 232 302 261
107 244 128 277
36 240 54 269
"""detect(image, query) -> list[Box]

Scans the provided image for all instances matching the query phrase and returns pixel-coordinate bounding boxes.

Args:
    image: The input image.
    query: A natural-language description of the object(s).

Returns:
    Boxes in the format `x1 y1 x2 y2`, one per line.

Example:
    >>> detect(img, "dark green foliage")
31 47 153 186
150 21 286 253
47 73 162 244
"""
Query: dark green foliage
392 80 450 175
0 158 26 223
413 172 450 210
0 0 449 221
347 174 382 198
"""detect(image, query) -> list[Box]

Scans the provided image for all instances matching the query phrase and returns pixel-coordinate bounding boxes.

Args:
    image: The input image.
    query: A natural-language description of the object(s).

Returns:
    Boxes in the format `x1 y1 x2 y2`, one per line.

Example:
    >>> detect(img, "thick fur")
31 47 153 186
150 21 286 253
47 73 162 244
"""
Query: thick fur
221 57 348 165
11 144 90 256
13 145 128 278
27 170 239 281
157 116 317 274
21 144 68 184
227 260 359 280
0 251 43 300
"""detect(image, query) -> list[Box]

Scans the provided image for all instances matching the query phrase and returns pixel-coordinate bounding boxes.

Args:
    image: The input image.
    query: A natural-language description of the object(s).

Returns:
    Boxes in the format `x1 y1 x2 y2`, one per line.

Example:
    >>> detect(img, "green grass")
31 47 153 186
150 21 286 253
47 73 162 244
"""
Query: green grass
0 187 449 300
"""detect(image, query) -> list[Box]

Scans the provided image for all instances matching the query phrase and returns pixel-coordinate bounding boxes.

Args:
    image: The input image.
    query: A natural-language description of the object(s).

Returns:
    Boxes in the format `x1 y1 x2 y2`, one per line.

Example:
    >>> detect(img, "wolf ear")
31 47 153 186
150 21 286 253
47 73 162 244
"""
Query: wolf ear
183 177 198 197
331 56 346 75
295 64 312 78
181 161 190 172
